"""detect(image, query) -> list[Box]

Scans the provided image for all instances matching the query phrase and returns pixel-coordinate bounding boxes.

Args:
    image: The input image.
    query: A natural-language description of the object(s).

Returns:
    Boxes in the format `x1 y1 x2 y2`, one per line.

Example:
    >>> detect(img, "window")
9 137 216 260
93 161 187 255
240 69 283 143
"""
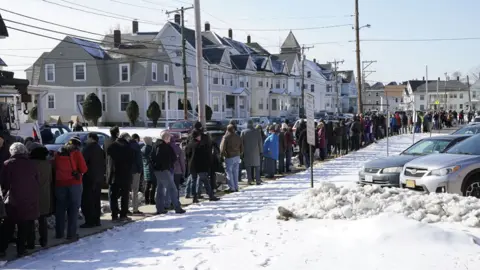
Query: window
74 93 86 112
282 80 286 89
46 93 55 109
230 75 233 86
307 71 311 78
119 64 130 82
275 80 281 88
163 65 169 82
420 104 425 110
375 92 379 97
239 79 245 88
460 104 463 109
460 93 464 99
376 101 379 105
119 93 131 112
310 84 315 92
152 63 158 81
73 63 86 81
395 98 398 103
296 82 300 88
259 98 264 110
187 70 192 83
420 95 425 101
213 71 219 85
102 93 107 112
266 80 269 87
213 97 219 112
258 79 263 87
246 80 249 88
45 64 55 82
221 75 225 85
239 97 244 108
272 98 277 111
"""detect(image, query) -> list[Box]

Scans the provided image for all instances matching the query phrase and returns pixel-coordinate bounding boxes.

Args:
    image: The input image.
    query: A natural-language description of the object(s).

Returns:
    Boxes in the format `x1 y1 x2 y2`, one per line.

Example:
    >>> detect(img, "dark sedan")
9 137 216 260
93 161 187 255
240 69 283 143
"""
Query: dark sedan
358 134 472 187
45 131 110 155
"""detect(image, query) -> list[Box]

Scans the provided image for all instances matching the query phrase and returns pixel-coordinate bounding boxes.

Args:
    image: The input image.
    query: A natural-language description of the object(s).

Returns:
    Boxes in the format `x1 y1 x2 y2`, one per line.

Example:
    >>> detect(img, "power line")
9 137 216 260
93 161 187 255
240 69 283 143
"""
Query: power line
233 15 354 21
213 24 353 32
109 0 166 11
361 37 480 42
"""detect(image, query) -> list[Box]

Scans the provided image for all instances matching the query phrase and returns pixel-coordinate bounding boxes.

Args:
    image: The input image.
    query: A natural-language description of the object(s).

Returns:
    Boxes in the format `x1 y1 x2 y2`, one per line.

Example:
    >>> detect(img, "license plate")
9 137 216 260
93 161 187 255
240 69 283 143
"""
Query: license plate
365 175 373 182
406 180 416 188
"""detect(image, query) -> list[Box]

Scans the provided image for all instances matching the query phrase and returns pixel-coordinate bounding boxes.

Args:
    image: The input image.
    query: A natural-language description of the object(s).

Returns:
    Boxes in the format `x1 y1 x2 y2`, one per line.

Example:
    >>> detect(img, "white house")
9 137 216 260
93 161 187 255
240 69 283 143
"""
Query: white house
403 79 469 111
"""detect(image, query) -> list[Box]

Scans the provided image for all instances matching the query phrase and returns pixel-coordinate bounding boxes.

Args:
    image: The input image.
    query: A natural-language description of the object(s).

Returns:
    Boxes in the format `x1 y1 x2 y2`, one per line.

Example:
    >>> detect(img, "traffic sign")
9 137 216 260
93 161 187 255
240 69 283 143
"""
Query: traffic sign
305 94 315 146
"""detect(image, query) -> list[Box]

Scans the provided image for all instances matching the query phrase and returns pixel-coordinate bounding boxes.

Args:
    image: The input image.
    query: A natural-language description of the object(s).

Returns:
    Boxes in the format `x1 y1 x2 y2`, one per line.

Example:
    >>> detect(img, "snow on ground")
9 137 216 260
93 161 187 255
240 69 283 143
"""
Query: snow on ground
7 133 480 270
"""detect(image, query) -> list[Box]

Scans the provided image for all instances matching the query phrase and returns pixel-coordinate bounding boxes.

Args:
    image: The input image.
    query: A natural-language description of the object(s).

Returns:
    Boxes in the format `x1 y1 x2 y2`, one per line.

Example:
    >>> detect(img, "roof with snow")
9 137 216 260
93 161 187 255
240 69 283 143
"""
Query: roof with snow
415 80 468 92
271 59 287 75
0 57 6 67
246 42 270 55
251 55 268 72
272 53 298 72
70 37 109 59
169 22 214 48
223 37 255 55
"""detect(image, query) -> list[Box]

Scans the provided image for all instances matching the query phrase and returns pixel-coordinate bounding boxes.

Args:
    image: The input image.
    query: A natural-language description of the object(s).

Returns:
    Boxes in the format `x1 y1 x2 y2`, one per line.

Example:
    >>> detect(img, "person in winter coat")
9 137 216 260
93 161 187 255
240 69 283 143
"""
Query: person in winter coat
317 122 327 160
129 133 143 215
0 143 40 257
241 120 263 185
220 124 243 192
283 124 294 173
364 117 372 145
185 122 212 196
340 120 349 155
27 143 53 247
81 133 106 228
333 122 342 157
71 119 84 132
263 126 279 178
141 137 157 205
107 133 134 222
151 131 186 214
186 130 220 203
256 125 267 174
350 117 361 151
54 136 87 241
277 124 287 174
165 134 185 208
297 121 311 168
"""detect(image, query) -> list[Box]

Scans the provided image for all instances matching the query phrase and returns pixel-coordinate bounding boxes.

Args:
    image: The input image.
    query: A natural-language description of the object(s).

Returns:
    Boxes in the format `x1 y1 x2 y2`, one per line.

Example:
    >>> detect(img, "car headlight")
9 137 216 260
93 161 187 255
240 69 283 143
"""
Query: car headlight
430 165 461 176
359 165 365 173
382 167 403 173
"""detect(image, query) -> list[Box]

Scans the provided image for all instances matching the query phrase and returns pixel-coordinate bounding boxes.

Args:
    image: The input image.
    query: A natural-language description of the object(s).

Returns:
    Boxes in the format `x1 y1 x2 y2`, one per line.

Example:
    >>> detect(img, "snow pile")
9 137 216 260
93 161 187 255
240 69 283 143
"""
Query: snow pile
283 182 480 227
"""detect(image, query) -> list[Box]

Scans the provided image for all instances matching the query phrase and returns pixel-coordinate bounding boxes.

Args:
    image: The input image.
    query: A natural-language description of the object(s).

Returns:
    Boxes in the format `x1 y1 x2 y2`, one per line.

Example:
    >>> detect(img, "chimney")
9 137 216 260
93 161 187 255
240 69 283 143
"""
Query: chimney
174 14 181 24
438 77 440 81
205 22 210 31
247 35 251 43
423 76 425 81
228 28 233 39
457 76 460 81
113 30 121 48
313 58 316 63
132 20 139 34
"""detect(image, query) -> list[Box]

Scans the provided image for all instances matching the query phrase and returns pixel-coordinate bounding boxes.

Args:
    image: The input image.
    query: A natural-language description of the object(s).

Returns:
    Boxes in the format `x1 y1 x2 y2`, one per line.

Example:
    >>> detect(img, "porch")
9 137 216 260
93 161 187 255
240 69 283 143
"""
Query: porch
211 89 250 120
145 89 197 123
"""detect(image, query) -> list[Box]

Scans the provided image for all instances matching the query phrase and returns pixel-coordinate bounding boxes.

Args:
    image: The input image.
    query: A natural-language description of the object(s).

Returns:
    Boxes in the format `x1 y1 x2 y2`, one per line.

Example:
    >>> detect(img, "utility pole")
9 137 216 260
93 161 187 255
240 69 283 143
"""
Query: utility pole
193 0 206 127
327 59 344 113
300 44 314 118
467 75 472 112
166 6 193 120
361 60 376 111
355 0 363 113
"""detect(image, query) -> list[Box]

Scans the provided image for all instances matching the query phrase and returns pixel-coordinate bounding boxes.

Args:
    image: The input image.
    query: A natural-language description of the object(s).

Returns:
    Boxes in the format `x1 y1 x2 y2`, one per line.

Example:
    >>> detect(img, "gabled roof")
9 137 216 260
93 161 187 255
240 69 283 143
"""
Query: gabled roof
251 55 269 72
408 80 430 91
203 47 225 64
230 55 250 70
272 53 298 72
369 81 384 89
416 80 468 92
281 31 300 50
387 81 398 86
271 59 287 75
246 42 270 55
0 57 6 67
70 37 110 59
222 37 255 55
169 22 214 48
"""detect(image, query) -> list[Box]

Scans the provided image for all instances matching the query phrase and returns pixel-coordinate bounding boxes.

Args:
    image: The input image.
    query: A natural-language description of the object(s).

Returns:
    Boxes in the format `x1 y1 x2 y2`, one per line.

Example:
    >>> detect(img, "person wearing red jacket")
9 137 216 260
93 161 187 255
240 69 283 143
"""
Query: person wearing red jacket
53 136 87 241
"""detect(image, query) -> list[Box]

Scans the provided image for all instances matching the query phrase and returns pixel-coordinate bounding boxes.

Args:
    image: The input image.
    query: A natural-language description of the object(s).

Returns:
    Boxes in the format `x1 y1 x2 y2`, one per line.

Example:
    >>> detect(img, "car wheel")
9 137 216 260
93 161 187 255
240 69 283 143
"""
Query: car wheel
463 175 480 198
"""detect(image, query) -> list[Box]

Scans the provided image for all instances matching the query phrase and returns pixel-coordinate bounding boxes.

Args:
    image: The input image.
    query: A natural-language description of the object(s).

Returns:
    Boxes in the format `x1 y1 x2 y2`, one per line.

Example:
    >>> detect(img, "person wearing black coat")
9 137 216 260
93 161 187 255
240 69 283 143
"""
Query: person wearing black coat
106 133 133 221
81 133 106 228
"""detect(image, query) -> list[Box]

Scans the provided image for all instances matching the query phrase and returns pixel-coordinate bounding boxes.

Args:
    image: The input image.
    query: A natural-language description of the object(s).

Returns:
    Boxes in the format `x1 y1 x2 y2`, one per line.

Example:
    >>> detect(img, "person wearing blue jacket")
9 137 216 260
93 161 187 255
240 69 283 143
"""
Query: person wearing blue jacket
263 125 279 178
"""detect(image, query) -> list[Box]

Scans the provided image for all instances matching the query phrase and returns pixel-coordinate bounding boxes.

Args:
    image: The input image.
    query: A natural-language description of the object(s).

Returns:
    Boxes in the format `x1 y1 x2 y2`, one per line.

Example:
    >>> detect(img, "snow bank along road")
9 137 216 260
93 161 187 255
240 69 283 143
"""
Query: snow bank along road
7 133 480 270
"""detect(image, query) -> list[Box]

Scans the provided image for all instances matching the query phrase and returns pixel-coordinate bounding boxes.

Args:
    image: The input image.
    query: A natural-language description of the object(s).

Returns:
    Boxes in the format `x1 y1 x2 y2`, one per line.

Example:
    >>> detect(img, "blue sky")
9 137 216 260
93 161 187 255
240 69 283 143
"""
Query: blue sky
1 0 479 83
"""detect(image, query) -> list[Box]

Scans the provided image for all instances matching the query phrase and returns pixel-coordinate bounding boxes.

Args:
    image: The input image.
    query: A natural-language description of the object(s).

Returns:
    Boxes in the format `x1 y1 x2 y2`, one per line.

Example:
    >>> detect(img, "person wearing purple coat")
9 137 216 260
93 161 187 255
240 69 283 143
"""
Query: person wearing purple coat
0 143 40 258
165 134 185 208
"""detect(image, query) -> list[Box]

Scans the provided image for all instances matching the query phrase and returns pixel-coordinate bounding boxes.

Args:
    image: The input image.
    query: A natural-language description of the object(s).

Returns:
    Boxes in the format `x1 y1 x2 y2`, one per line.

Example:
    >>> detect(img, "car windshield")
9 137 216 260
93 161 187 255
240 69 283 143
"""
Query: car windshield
474 118 480 122
171 122 192 129
446 135 480 155
54 133 85 144
402 139 451 155
452 126 480 135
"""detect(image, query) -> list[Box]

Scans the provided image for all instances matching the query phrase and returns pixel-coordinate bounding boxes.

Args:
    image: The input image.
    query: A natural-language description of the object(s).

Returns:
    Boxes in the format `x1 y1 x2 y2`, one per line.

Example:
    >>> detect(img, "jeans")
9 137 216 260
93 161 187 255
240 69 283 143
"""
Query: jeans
225 156 241 191
165 173 182 206
246 166 261 184
278 152 285 173
190 172 215 199
154 170 181 213
109 183 129 219
55 184 82 238
264 157 276 177
285 148 292 172
131 173 141 212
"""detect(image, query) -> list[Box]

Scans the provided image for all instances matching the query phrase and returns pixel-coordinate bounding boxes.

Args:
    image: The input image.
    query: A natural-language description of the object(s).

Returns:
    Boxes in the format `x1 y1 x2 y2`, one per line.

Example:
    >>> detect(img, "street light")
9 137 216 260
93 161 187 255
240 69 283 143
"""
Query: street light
0 13 9 39
352 24 371 30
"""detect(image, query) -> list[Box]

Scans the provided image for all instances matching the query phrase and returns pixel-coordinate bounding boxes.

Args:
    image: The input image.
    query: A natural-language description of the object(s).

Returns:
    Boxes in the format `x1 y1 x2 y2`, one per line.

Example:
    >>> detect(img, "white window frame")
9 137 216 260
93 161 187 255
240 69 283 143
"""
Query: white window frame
213 71 219 85
259 98 264 110
119 92 132 112
73 92 86 112
102 93 107 112
152 63 158 81
45 64 55 82
163 64 169 82
187 70 192 84
73 62 87 82
119 63 130 82
213 96 220 112
46 93 55 109
258 79 263 87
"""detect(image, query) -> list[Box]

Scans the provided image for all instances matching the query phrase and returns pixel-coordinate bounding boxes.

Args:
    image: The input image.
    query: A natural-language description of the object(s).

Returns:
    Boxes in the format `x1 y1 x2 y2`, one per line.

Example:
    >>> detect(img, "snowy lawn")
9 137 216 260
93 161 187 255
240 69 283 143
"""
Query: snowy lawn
6 133 480 270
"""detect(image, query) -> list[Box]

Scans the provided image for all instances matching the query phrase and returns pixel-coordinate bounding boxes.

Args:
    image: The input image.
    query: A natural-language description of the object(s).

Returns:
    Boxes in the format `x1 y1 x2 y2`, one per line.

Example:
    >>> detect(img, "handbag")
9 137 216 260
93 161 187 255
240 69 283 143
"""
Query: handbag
68 152 81 180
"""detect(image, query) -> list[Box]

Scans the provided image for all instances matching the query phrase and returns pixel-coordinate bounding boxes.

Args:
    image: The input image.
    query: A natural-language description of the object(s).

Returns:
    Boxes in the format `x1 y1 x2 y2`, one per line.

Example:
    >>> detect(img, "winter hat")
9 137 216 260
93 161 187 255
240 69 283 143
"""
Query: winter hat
27 142 43 152
69 136 82 146
194 121 203 130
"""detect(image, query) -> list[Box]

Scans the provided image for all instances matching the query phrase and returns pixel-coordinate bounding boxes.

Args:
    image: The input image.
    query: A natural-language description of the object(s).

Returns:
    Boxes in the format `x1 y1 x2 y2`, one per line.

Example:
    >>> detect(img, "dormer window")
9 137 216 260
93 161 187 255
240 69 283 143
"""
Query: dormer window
119 63 130 82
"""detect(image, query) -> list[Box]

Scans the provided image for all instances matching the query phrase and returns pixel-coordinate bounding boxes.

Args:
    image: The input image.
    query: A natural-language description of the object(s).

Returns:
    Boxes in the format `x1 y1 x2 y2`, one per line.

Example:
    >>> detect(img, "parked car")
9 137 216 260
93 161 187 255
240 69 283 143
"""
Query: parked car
250 117 270 129
400 134 480 198
469 116 480 124
205 120 230 131
45 131 110 155
452 125 480 135
168 120 194 142
359 135 472 187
